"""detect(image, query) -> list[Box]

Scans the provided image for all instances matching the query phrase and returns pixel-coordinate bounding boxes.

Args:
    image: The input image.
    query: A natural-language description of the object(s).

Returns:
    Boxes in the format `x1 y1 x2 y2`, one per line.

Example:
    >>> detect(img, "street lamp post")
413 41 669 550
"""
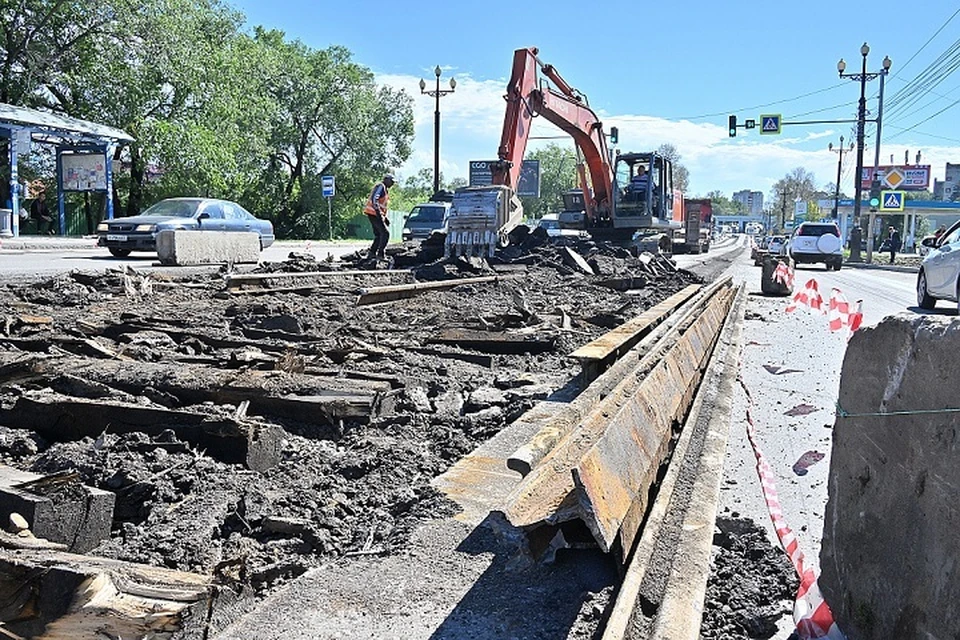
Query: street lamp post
838 43 891 264
419 66 456 195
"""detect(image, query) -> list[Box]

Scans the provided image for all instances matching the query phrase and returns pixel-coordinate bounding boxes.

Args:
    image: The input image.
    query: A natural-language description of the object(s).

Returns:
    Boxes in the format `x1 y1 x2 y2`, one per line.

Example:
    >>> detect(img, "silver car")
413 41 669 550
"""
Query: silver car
917 221 960 311
97 198 275 257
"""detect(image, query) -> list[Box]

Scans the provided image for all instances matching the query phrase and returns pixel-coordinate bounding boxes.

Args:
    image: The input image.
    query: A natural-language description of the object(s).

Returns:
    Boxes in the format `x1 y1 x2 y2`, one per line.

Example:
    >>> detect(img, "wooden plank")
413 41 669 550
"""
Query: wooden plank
408 346 495 368
428 328 556 355
569 284 700 380
356 274 521 306
0 546 216 640
0 394 283 471
225 269 411 285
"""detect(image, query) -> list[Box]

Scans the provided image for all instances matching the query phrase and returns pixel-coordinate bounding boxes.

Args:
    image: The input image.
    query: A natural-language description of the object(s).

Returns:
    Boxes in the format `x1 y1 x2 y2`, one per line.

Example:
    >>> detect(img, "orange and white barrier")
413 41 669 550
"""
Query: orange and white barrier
785 278 824 314
785 279 862 339
773 261 795 290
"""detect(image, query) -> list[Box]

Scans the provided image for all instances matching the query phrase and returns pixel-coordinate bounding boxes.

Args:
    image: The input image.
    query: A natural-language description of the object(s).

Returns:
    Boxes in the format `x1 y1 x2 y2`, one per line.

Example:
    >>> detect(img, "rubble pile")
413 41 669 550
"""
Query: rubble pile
0 238 699 598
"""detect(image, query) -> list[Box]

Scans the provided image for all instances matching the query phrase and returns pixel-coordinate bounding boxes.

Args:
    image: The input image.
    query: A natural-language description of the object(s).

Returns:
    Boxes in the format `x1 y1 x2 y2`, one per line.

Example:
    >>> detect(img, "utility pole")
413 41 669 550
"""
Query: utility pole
780 190 787 232
838 43 891 264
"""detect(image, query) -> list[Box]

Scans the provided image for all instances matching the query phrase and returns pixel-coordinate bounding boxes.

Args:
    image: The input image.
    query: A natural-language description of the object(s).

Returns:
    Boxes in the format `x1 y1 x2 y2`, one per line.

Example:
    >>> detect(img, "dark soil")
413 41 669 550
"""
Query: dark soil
700 517 799 639
0 235 698 599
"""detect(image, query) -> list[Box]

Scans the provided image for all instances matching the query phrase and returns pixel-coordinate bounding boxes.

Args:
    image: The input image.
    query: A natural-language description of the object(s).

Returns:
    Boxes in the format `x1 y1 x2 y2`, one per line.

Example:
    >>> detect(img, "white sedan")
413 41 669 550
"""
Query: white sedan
917 221 960 312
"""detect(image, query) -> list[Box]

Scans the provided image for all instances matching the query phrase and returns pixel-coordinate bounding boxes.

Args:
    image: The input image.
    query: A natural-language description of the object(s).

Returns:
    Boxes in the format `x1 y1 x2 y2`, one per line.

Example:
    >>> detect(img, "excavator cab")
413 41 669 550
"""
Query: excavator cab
611 152 674 228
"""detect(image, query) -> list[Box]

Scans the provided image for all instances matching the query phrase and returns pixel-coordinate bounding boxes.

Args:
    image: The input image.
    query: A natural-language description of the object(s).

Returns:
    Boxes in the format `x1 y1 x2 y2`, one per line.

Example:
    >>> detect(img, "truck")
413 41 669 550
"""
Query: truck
445 47 680 257
671 198 713 254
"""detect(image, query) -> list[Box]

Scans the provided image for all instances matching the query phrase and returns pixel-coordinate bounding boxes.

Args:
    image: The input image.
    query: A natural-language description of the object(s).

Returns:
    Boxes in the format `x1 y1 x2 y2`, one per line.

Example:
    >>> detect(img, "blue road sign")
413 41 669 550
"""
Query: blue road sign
322 175 335 198
880 190 905 211
759 114 782 135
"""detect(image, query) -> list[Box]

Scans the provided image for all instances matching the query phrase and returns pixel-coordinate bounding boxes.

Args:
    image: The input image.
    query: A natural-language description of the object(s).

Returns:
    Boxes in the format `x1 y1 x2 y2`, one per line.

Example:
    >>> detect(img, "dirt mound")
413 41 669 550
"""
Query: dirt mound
700 517 798 639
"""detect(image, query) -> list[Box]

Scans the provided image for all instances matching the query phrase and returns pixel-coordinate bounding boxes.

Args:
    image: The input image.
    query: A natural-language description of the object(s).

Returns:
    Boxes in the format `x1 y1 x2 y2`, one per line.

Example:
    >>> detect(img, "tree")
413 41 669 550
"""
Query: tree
518 143 579 219
770 167 817 229
656 143 689 192
253 31 414 237
705 190 743 215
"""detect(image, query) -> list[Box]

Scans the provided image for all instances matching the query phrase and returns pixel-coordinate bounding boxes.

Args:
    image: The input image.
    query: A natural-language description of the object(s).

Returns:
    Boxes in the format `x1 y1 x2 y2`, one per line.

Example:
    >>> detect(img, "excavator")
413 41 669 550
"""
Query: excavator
444 47 679 258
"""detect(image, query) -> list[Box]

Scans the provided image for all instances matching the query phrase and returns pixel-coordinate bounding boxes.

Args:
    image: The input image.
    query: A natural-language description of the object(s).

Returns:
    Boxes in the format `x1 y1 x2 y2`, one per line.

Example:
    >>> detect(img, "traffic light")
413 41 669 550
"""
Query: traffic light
868 178 882 210
609 126 619 145
728 115 737 137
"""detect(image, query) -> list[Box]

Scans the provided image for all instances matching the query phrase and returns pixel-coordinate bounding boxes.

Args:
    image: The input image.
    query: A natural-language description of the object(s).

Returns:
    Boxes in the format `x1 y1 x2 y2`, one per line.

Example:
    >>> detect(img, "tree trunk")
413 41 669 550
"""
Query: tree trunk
126 143 145 217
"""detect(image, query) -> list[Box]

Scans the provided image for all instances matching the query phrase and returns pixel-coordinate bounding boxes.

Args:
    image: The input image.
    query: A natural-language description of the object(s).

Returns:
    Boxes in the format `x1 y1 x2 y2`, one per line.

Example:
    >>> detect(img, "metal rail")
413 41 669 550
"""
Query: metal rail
497 277 735 562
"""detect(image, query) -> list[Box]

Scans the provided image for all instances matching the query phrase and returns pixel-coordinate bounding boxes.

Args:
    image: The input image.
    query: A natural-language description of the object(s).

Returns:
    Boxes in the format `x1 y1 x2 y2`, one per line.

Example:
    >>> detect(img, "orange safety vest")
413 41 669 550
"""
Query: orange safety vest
363 183 389 218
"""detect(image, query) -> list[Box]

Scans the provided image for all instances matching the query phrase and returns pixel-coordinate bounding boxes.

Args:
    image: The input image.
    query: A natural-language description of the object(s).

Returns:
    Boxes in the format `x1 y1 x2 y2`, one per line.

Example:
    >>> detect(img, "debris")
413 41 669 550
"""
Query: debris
762 364 803 375
792 450 825 476
784 403 818 417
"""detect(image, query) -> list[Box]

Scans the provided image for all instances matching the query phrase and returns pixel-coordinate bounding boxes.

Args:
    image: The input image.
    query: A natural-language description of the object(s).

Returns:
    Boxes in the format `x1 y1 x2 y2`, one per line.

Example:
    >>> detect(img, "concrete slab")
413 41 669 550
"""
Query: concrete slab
0 464 114 553
156 229 261 266
820 314 960 638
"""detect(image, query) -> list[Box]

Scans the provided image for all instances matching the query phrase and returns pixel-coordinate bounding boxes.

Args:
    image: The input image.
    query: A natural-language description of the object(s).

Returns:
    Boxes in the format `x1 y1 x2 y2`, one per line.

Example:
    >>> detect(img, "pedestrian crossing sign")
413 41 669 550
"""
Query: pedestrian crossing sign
759 114 782 135
879 190 905 211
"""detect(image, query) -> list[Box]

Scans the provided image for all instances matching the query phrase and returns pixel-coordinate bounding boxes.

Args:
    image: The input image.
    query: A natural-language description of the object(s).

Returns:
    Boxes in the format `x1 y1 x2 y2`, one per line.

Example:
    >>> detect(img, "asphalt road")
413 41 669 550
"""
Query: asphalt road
0 240 370 279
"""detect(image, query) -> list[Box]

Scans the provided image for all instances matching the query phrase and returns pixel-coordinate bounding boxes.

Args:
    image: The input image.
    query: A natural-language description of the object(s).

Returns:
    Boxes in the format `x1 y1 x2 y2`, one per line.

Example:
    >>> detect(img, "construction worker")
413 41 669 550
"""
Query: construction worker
364 174 395 260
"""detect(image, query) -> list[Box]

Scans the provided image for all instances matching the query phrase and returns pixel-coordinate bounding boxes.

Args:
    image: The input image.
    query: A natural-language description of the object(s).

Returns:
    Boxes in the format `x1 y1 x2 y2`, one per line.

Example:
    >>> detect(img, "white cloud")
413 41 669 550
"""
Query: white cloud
376 72 960 200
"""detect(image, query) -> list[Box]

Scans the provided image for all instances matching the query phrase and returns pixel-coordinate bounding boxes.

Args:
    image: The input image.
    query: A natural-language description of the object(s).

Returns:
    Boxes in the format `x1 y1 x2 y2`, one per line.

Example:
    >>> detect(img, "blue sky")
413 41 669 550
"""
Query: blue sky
229 0 960 202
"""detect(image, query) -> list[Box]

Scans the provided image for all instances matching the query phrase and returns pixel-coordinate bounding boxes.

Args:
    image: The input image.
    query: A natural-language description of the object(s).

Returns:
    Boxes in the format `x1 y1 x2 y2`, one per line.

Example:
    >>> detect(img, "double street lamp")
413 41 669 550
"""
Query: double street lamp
419 66 456 195
838 43 892 263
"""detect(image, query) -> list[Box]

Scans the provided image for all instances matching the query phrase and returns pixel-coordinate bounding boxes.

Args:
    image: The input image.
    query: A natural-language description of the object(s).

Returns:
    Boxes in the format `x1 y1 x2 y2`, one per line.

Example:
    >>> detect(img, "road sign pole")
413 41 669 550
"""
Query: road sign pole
327 196 332 241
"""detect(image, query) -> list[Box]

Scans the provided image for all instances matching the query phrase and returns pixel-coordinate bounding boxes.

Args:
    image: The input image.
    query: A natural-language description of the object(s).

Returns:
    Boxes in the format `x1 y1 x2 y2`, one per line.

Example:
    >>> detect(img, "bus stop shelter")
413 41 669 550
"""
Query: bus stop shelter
1 103 133 237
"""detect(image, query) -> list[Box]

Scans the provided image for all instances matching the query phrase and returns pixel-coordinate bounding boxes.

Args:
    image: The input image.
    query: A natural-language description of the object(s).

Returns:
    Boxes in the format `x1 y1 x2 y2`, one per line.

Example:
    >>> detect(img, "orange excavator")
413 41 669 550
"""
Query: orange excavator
445 47 679 257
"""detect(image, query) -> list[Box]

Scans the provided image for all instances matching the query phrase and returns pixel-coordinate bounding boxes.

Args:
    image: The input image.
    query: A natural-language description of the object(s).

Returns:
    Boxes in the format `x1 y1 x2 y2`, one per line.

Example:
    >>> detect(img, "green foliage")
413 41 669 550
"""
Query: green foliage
518 143 579 219
656 144 689 192
1 0 415 238
705 190 744 215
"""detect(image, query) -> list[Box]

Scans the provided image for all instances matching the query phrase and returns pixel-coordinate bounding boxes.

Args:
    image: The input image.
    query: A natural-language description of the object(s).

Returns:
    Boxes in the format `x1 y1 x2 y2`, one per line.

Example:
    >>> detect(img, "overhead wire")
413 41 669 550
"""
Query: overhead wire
883 39 960 121
669 82 848 121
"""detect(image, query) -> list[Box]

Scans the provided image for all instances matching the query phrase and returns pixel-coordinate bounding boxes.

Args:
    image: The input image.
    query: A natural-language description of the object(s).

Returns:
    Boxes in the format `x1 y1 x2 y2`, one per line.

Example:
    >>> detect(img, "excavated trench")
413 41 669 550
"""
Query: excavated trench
0 231 790 637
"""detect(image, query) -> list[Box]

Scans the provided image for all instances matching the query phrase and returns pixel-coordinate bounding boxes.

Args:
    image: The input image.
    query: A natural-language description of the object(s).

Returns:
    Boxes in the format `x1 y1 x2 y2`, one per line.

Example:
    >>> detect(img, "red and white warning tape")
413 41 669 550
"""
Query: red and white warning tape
739 371 844 639
785 279 862 339
773 261 795 290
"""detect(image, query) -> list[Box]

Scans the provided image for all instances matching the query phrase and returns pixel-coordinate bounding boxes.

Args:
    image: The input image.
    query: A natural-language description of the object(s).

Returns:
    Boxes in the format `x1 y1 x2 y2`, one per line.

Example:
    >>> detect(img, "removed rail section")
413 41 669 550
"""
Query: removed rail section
603 284 744 639
499 277 734 562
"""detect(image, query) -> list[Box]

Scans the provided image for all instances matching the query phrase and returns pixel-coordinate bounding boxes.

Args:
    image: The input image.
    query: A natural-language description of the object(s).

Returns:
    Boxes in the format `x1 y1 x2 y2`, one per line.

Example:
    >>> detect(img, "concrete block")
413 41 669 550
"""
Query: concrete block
156 229 261 266
0 464 115 553
820 314 960 638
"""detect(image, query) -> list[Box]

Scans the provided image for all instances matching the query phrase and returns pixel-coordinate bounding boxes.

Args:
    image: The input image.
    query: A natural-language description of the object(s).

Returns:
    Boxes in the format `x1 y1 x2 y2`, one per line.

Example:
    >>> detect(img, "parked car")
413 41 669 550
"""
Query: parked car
402 202 451 241
917 220 960 311
767 235 787 255
788 222 843 270
97 198 274 257
537 213 585 238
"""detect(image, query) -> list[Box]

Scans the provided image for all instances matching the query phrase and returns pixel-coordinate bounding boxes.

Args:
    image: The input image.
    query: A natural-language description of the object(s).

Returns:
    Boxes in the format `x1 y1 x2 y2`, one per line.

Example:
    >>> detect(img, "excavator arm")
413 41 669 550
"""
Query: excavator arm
491 47 614 221
445 47 617 258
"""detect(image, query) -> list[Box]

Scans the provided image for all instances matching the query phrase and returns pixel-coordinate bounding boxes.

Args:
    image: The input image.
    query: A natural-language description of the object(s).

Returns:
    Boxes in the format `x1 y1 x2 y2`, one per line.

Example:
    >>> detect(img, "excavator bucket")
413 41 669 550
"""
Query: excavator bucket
444 186 523 259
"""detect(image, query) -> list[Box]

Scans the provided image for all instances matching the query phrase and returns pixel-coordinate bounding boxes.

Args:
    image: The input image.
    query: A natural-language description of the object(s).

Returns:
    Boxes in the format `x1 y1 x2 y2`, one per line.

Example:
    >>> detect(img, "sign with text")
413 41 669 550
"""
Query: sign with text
469 159 541 197
62 152 107 191
861 165 930 191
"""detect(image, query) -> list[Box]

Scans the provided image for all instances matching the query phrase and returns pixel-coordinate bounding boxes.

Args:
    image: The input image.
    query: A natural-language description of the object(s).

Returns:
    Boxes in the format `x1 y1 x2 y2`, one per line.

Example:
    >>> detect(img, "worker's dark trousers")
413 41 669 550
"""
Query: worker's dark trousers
367 214 389 259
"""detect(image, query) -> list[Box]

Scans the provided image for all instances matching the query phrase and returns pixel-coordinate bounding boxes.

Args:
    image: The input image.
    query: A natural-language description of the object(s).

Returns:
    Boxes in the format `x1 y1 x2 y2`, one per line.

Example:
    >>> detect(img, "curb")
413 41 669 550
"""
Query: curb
842 261 918 274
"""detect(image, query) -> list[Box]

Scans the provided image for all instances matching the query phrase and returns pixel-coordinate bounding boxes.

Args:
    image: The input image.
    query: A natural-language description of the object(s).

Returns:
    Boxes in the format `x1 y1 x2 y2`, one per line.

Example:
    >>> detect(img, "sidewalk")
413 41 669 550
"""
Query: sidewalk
842 254 920 274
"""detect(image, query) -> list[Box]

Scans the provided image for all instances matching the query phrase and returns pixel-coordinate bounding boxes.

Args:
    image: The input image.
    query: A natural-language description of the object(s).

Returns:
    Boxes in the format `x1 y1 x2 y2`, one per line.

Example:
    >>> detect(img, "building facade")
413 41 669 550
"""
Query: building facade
733 190 764 215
